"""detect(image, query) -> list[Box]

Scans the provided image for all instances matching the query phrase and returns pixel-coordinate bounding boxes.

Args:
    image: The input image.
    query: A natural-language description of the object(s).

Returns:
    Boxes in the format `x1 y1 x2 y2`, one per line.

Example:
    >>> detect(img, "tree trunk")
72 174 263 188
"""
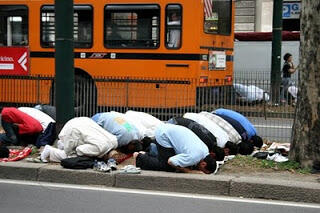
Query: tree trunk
289 1 320 168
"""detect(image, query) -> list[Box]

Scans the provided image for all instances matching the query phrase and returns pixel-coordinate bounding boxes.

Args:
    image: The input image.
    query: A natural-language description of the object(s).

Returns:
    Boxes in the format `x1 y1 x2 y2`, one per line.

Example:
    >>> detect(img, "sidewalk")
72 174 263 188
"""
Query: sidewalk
1 160 319 204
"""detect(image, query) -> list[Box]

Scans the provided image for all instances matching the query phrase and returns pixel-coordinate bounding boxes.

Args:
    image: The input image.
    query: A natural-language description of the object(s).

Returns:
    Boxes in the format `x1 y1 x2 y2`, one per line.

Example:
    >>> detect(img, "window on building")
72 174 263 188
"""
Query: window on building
165 4 182 49
105 5 160 49
0 6 28 46
41 5 93 48
204 0 232 35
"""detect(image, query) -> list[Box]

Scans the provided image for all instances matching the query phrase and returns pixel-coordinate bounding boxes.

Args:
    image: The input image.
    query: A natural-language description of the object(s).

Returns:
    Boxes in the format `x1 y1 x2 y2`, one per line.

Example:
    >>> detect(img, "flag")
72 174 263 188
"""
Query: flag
204 0 213 19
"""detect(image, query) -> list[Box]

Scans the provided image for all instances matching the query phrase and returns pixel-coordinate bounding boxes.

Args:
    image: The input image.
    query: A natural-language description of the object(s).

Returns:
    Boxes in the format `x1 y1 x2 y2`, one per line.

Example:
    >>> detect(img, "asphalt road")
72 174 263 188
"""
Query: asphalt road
0 179 319 213
250 117 293 142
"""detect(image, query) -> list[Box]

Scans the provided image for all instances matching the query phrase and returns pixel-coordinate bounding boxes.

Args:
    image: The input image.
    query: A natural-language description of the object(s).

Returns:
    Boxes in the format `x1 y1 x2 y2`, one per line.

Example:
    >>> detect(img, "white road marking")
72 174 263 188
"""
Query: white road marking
1 179 319 209
254 124 292 129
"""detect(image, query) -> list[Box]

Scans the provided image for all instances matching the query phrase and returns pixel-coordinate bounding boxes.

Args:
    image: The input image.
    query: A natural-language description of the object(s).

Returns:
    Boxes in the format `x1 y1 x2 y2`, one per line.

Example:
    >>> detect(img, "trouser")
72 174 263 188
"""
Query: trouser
136 142 176 172
41 145 67 163
0 120 18 145
281 77 292 101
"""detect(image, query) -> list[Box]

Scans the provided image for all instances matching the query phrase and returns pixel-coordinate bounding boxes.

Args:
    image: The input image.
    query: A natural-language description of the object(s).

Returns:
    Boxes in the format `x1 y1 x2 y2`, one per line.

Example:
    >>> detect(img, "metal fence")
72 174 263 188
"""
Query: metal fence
0 73 297 142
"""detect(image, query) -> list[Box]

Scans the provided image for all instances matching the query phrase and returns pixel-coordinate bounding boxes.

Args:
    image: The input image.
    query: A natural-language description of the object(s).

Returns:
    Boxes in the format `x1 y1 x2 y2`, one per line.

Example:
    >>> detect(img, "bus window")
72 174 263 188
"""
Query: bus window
204 0 231 35
40 5 93 48
0 6 28 46
105 5 160 49
165 4 182 49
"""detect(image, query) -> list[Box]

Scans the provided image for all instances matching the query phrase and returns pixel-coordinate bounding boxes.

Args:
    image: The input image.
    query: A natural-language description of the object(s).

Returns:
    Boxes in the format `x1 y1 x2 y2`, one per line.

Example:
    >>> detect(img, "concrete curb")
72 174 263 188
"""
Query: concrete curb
1 162 319 204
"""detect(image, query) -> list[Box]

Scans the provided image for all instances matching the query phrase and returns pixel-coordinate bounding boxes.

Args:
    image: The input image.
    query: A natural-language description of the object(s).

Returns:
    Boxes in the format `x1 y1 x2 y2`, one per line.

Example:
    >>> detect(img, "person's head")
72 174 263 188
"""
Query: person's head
225 141 239 155
284 53 292 62
238 141 254 155
171 12 180 21
120 140 143 154
250 135 263 148
197 154 217 174
211 145 225 161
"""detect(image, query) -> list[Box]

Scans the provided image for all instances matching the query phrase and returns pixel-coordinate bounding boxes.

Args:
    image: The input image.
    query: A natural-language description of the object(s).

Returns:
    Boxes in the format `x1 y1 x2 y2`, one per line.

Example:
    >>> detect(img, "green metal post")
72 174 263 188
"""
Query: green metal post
55 0 74 132
271 0 283 104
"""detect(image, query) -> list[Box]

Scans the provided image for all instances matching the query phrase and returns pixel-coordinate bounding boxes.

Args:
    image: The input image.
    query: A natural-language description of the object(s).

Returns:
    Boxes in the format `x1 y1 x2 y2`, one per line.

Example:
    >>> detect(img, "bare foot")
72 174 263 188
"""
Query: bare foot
133 152 140 159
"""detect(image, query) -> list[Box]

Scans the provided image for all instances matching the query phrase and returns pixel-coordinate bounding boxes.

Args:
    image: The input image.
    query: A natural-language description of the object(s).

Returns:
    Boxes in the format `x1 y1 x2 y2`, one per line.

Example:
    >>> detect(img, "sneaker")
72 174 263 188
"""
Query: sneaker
93 160 111 173
107 158 117 171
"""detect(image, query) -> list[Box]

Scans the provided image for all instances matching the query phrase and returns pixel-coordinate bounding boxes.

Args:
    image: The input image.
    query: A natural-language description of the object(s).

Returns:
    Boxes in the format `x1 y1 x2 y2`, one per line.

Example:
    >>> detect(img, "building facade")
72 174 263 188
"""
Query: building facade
235 0 301 32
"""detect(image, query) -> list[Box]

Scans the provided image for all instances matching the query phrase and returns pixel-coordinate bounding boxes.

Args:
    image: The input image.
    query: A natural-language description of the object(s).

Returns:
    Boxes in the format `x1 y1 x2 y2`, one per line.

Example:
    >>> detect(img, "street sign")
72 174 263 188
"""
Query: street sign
283 2 301 19
0 47 29 75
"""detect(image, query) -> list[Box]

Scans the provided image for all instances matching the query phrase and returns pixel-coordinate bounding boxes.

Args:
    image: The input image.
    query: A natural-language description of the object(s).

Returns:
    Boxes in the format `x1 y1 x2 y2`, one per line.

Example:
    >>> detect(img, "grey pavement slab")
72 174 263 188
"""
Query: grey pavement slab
0 162 45 181
115 171 231 195
0 162 320 204
38 164 115 186
229 175 320 203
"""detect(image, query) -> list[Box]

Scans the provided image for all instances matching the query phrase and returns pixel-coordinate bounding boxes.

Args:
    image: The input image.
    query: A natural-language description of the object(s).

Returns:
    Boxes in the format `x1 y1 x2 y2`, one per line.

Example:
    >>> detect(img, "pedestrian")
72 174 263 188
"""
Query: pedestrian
213 108 263 148
281 53 297 104
18 107 55 131
40 117 118 163
134 123 217 174
0 107 43 146
167 117 225 161
91 111 143 153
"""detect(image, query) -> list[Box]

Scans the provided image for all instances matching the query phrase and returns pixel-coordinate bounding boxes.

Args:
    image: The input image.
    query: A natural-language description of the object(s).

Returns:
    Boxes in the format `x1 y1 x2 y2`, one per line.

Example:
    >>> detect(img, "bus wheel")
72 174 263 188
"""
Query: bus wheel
50 74 97 116
74 74 97 116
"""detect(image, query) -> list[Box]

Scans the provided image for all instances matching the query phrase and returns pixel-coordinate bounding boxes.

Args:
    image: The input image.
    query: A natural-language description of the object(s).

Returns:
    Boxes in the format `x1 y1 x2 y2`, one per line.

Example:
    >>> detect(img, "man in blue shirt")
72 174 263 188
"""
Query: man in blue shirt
213 108 263 148
168 117 225 161
134 124 217 174
92 111 143 153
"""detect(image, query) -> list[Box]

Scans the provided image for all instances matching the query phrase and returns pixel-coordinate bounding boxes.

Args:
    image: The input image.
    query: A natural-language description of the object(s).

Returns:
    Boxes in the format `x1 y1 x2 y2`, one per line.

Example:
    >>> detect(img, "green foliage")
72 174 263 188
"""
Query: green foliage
29 145 39 156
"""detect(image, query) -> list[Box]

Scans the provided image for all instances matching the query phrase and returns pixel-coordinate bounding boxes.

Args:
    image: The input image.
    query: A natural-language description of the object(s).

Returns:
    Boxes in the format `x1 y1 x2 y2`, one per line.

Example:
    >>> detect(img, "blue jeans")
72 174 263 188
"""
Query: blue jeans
281 77 292 102
136 142 175 172
148 143 159 157
0 120 18 145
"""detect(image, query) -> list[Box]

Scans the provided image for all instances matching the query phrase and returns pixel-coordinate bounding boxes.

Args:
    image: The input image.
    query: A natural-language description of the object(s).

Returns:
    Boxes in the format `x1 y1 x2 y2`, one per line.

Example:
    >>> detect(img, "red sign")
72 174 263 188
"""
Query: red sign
0 47 29 76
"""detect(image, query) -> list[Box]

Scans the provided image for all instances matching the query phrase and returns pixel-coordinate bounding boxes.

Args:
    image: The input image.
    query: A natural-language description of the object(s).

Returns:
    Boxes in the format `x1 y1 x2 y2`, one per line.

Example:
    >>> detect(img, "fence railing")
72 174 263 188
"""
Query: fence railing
0 73 298 142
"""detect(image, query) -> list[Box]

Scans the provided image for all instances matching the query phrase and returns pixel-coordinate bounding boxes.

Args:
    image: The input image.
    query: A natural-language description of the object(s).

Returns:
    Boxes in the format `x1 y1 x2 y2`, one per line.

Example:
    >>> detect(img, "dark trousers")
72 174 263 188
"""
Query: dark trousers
0 120 40 146
136 142 176 172
0 120 18 145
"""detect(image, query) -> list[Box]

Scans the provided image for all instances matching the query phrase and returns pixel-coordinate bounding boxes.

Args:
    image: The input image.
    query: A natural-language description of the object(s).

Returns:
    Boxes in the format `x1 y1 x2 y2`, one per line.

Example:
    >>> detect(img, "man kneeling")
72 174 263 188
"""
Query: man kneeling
134 123 217 174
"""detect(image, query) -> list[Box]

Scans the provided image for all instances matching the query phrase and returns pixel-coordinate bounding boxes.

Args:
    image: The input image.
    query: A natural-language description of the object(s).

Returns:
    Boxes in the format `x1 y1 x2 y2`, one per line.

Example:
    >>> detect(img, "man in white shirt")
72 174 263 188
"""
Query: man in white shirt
184 112 231 148
40 117 118 163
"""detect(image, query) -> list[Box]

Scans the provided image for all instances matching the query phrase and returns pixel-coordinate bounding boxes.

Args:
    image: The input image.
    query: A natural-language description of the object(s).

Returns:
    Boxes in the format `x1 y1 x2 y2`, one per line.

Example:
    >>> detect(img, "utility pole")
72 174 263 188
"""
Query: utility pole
271 0 283 104
55 0 74 132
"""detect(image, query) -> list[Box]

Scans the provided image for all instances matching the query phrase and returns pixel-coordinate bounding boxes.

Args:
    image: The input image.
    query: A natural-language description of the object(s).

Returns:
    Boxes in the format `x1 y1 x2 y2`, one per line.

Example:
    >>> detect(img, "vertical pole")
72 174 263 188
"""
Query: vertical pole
271 0 283 104
55 0 74 132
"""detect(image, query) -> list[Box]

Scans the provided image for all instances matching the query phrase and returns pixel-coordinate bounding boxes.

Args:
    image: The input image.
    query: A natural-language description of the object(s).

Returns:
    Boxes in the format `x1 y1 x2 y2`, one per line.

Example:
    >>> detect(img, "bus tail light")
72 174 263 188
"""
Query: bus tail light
199 76 208 83
225 75 232 83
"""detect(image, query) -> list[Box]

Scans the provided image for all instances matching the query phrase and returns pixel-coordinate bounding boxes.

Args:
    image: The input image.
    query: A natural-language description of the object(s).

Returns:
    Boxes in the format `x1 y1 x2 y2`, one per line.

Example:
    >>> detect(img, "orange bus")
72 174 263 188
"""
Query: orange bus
0 0 235 111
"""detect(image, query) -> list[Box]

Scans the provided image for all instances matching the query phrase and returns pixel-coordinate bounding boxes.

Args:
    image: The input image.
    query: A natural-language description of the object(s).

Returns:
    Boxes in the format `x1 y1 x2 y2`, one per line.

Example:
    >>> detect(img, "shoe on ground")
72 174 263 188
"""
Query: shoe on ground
266 153 288 163
93 161 111 173
119 165 141 174
107 158 117 171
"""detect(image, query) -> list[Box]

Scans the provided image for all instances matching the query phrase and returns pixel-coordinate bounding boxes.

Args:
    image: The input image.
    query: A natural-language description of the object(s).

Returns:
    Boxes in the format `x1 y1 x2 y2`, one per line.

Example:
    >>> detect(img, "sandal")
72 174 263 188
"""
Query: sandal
26 156 44 163
119 165 141 174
